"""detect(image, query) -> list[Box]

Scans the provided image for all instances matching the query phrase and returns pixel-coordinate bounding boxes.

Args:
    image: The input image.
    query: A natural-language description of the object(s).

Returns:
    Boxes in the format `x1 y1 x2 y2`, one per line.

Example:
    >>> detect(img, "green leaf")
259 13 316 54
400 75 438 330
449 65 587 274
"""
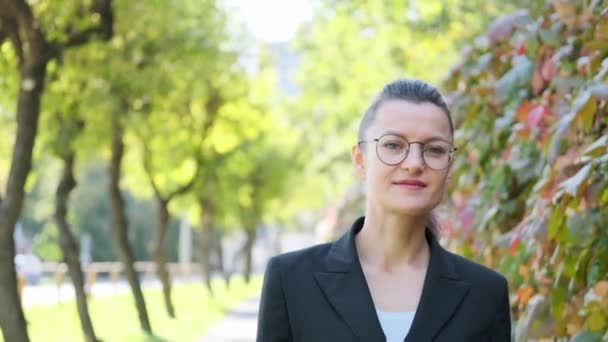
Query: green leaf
526 35 539 57
495 56 533 102
583 135 608 157
548 208 565 240
539 29 562 47
567 212 592 246
586 308 607 332
593 57 608 81
572 90 598 132
601 187 608 205
570 331 602 342
590 84 608 100
558 163 592 198
551 286 567 318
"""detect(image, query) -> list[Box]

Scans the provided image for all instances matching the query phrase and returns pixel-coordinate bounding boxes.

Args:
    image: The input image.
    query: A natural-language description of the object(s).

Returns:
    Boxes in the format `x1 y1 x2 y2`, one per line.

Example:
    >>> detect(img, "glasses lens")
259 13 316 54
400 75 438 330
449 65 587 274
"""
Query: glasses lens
376 135 408 165
376 135 453 169
422 140 453 170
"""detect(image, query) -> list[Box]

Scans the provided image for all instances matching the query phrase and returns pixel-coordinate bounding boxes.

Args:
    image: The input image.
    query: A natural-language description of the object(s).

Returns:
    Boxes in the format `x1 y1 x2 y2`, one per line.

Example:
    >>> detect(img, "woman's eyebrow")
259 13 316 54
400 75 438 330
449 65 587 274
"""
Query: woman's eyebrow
381 130 450 142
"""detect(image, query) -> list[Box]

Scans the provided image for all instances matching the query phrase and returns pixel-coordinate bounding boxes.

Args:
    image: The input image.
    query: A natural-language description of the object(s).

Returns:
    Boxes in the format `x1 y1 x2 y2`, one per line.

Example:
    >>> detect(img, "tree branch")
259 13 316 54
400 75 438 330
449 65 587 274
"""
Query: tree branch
0 0 31 66
141 139 162 200
202 91 221 137
0 14 7 44
166 158 201 202
62 0 113 48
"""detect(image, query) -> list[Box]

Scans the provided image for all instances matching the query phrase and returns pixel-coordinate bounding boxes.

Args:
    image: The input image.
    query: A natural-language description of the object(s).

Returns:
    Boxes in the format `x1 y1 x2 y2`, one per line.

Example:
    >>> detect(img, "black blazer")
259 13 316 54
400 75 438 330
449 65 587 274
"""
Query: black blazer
257 217 511 342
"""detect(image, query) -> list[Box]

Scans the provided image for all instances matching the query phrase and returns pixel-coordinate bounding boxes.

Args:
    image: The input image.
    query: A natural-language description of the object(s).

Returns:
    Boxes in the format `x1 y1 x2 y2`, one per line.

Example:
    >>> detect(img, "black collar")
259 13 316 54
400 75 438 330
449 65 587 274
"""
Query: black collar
314 216 470 341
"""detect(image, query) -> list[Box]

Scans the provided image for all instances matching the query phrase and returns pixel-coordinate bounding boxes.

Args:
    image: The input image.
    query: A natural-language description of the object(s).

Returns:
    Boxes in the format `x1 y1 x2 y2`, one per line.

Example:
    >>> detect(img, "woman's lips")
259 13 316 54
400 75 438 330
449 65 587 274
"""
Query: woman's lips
393 180 427 189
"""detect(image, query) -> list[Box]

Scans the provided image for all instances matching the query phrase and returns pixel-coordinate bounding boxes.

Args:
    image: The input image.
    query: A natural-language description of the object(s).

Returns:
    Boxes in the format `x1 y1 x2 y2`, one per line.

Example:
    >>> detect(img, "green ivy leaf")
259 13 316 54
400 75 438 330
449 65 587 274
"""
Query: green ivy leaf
572 91 597 132
570 331 602 342
567 212 593 246
539 28 562 47
601 187 608 205
558 163 592 198
495 56 533 102
526 35 539 57
548 208 565 240
583 135 608 157
586 308 607 332
551 286 567 318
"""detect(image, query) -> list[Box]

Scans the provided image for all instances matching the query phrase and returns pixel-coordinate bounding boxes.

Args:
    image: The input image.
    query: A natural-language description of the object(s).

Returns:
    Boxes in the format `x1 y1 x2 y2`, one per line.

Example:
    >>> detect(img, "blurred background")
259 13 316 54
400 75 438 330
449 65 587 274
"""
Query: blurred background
1 0 607 341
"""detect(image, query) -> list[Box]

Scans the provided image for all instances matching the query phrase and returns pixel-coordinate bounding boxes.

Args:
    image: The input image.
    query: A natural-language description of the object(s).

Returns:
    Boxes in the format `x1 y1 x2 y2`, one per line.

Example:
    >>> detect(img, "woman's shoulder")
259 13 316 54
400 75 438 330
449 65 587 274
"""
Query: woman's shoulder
268 240 334 271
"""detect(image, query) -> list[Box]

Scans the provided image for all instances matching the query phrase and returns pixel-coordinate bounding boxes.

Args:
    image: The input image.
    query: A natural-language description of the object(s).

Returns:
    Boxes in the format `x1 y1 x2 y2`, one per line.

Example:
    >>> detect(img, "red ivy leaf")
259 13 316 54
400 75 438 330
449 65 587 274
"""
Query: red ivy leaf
517 43 527 55
510 234 520 255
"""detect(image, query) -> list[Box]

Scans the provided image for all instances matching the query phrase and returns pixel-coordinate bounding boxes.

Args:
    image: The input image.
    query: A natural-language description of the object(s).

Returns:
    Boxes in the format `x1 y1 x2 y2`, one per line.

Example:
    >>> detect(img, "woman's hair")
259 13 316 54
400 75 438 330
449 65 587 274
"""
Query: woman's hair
358 78 454 240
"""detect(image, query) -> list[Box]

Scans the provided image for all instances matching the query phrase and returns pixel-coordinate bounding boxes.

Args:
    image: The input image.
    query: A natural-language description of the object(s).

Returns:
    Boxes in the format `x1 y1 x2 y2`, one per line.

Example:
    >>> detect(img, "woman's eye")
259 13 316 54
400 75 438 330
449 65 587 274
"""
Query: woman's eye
426 146 447 154
384 142 404 150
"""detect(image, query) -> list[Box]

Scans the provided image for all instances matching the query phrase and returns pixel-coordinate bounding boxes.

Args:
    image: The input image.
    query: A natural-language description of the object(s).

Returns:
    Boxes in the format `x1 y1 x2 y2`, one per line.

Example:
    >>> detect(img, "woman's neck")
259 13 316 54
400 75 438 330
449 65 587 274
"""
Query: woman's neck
355 208 430 273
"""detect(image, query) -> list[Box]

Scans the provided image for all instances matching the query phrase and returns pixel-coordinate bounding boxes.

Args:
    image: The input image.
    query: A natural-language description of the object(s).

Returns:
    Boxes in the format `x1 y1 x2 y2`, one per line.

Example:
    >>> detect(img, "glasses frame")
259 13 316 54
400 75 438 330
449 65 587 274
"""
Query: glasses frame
357 133 458 170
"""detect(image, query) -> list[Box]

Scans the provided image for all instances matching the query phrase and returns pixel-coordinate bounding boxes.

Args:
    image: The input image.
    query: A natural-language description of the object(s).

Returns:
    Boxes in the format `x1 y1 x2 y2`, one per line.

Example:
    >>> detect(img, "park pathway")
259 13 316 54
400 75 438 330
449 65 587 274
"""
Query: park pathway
199 296 260 342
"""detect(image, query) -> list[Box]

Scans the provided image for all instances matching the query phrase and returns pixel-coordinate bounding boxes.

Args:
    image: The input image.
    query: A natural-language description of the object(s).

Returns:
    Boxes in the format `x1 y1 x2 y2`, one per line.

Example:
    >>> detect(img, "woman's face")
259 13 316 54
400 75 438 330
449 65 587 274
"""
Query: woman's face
352 99 453 216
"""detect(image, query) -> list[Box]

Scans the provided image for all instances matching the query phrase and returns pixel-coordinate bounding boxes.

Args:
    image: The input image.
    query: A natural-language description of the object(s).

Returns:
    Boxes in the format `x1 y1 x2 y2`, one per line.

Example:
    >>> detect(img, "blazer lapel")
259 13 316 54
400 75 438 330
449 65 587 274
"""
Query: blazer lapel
314 217 385 341
405 233 471 341
314 217 471 342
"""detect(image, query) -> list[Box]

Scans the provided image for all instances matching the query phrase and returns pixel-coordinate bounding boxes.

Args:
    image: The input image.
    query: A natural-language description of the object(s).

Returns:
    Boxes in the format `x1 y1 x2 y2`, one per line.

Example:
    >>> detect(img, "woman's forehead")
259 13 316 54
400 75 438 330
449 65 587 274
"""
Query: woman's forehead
369 100 452 140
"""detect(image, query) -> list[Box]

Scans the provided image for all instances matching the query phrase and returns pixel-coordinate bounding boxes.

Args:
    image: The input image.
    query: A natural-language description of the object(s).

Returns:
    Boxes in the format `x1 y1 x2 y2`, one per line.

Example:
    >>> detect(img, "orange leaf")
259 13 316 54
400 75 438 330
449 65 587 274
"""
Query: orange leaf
516 101 533 122
567 321 582 335
517 285 535 306
594 281 608 298
518 264 530 278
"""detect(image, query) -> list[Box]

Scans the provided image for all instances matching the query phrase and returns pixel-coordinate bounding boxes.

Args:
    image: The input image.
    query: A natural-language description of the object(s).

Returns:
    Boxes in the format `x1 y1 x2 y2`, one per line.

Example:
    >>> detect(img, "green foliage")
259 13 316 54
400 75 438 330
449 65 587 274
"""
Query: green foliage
31 223 62 262
2 0 299 268
442 1 608 338
286 0 544 214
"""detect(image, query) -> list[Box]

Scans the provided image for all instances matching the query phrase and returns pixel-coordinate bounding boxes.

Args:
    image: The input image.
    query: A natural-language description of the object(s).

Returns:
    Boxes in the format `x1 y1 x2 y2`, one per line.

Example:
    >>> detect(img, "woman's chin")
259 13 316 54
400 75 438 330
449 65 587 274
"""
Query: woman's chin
384 203 434 216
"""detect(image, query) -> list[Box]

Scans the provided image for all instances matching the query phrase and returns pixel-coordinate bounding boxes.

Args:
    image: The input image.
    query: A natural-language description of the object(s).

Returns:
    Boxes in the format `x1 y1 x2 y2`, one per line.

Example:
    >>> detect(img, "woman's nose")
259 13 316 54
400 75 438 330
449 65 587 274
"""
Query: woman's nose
399 144 425 172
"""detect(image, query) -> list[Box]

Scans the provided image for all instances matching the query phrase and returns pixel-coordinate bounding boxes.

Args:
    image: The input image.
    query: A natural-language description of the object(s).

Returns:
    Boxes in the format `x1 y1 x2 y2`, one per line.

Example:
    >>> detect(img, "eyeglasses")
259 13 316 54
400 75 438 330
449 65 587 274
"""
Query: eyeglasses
357 134 457 170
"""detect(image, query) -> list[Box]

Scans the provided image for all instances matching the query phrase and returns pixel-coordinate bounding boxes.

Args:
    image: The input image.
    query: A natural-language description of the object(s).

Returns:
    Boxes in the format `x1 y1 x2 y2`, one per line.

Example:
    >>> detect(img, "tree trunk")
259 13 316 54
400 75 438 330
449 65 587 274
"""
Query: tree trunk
108 118 152 334
242 228 256 284
215 230 230 288
153 198 175 318
198 197 214 294
0 40 48 342
0 1 113 340
55 153 98 342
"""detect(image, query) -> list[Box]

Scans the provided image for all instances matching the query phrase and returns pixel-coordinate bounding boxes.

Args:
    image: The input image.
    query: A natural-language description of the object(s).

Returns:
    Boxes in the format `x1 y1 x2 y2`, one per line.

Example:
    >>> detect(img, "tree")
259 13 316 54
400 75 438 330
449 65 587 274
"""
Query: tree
109 106 152 334
0 1 112 340
116 0 235 317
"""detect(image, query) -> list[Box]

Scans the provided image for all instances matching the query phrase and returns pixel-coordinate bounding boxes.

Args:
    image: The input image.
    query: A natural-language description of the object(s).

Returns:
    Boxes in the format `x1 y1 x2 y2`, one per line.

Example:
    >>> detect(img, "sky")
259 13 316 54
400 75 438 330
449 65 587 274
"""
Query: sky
225 0 314 42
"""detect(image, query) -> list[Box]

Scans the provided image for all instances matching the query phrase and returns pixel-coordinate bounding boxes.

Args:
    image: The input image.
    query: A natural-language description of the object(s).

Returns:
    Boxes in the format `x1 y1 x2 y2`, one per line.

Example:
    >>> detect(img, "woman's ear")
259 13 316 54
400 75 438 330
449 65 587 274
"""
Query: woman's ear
351 144 366 179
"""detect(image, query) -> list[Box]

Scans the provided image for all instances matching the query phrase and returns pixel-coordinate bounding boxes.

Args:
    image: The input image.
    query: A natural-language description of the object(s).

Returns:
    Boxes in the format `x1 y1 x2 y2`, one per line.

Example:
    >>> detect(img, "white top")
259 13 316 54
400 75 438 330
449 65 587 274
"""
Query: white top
376 310 416 342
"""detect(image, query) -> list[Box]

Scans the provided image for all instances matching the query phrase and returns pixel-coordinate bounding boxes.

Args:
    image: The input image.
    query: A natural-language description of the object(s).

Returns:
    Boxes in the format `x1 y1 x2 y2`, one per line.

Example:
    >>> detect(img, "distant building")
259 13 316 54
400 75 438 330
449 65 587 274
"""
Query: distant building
267 42 300 96
14 221 32 254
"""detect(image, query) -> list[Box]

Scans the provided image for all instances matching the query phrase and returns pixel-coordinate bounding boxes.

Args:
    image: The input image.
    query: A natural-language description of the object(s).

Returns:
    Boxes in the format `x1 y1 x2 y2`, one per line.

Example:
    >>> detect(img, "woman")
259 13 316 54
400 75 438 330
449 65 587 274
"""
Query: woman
257 79 511 342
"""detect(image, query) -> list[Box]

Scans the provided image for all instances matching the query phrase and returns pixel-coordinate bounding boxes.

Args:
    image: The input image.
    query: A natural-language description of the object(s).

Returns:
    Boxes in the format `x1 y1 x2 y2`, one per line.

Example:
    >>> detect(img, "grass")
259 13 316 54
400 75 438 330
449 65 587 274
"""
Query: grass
3 276 262 342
